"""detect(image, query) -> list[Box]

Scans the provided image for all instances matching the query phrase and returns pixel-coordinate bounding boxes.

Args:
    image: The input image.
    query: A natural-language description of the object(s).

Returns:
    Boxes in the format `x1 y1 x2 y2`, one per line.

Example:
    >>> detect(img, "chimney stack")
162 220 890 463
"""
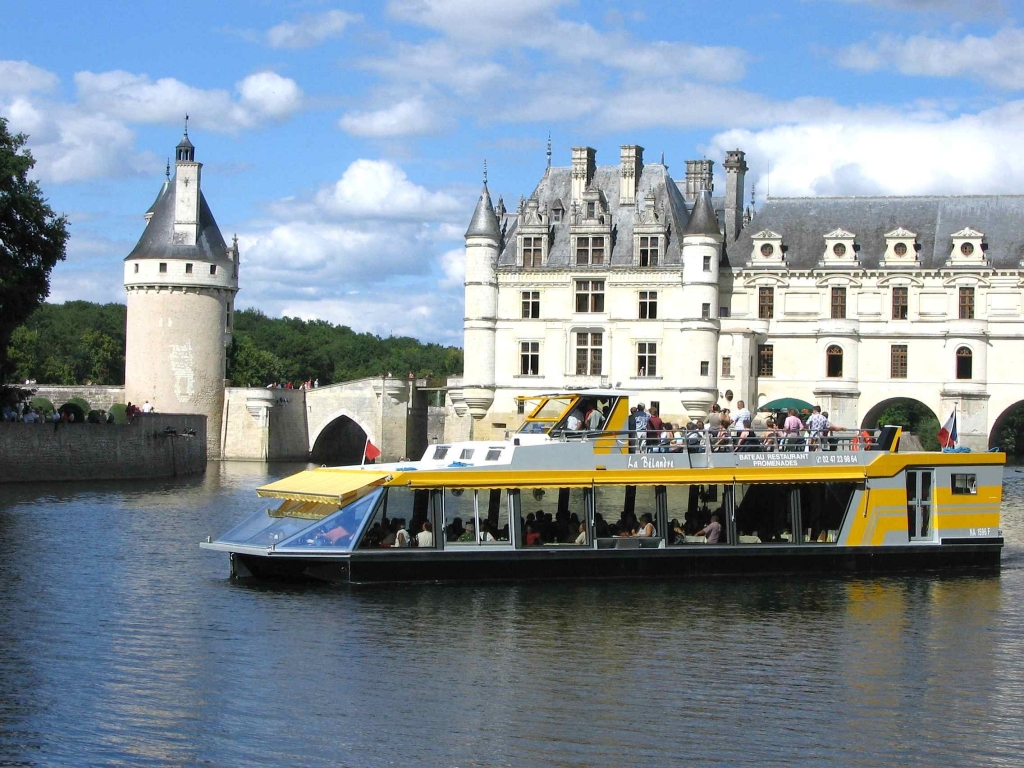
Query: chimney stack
619 145 643 205
723 149 748 243
571 146 596 202
684 159 714 202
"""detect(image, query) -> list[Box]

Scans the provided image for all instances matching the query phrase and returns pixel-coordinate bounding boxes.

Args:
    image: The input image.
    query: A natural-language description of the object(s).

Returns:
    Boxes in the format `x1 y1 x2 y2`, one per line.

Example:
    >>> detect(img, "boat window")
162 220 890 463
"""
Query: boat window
432 446 450 460
734 483 797 544
460 448 475 460
594 485 658 538
525 397 573 422
217 502 343 548
443 489 512 544
951 474 977 495
798 482 856 543
664 484 729 544
356 487 436 549
280 489 384 550
521 487 589 546
485 448 503 461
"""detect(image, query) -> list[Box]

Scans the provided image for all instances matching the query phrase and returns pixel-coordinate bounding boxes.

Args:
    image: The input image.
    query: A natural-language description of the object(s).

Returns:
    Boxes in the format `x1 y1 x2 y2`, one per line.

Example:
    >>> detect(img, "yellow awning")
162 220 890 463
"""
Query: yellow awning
256 469 392 504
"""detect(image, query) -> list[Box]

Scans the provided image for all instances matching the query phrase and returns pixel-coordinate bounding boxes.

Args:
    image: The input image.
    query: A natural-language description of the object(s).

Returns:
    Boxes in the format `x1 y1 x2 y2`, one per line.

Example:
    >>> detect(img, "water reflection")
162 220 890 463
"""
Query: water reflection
0 462 1023 765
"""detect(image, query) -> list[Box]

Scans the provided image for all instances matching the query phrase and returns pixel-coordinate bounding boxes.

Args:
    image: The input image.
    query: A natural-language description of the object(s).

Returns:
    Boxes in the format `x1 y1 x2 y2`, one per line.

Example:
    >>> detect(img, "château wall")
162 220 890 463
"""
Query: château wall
32 385 126 412
0 413 206 483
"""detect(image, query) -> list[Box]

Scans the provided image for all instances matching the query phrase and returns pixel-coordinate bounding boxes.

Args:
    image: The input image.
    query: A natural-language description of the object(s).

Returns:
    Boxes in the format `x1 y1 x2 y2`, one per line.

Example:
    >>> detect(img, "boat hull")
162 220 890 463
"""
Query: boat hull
229 540 1002 584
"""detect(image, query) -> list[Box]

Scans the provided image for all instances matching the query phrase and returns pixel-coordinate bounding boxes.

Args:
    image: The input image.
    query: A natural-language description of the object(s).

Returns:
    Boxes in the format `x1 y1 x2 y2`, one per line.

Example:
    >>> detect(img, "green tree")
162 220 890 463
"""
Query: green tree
227 334 284 387
0 117 69 379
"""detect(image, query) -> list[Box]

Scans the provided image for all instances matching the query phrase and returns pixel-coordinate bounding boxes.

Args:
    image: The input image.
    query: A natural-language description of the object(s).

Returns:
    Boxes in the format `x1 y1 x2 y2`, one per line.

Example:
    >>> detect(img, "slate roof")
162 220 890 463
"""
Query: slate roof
684 190 721 237
730 195 1024 270
466 182 502 239
497 164 691 267
126 175 231 263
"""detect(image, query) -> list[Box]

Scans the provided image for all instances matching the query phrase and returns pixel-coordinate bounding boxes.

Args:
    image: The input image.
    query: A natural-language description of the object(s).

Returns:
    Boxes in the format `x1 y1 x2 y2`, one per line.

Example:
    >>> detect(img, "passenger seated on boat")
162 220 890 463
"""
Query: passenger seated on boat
574 522 588 545
594 513 610 538
393 519 410 547
458 520 476 543
525 525 543 546
586 404 604 432
447 517 466 542
670 519 686 544
380 519 399 547
694 514 722 544
416 521 433 548
478 521 496 542
635 513 656 538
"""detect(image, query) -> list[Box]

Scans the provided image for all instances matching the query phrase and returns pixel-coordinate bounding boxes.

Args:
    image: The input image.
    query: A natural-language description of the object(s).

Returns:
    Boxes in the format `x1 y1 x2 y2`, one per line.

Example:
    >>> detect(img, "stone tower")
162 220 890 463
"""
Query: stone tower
462 171 501 422
124 129 240 456
723 149 748 244
679 189 722 419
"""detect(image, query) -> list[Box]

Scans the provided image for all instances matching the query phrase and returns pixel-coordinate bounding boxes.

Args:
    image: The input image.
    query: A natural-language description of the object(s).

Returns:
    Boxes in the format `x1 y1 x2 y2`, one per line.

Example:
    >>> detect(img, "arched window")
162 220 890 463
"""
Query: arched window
826 345 843 378
956 346 973 380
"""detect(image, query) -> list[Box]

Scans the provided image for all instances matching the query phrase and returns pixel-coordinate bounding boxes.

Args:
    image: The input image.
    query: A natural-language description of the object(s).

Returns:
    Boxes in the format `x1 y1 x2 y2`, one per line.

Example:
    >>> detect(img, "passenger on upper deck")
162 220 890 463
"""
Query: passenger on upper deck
694 514 722 544
783 409 805 451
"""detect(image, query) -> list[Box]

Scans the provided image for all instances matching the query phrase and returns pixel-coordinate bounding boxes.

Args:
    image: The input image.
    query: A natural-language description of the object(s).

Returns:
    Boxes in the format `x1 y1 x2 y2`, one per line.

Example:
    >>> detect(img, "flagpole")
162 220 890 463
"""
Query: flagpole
361 436 368 468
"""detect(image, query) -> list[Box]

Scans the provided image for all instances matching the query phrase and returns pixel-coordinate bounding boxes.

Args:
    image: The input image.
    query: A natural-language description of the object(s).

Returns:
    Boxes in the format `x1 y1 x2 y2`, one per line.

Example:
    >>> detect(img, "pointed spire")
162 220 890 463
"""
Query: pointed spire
684 189 721 237
165 158 171 179
465 170 501 240
546 132 551 169
184 113 189 136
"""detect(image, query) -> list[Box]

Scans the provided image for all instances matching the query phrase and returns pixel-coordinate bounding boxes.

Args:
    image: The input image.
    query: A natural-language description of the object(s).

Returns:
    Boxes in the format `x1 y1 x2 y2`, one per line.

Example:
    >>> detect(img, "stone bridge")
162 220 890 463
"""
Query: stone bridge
221 376 446 463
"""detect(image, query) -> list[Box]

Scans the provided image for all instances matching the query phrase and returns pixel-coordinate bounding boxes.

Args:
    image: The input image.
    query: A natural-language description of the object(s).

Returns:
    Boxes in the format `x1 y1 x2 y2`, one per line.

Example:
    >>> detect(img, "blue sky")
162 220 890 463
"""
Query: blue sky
3 0 1022 344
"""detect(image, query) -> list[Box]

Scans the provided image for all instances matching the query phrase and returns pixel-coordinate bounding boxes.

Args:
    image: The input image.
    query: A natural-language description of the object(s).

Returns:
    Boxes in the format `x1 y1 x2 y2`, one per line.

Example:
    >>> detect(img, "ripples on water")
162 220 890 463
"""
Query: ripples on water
1 463 1024 766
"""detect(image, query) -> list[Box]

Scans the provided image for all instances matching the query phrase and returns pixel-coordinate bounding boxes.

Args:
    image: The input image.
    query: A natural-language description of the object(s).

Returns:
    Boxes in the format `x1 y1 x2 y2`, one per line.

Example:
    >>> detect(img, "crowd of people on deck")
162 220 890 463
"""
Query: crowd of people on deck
556 395 874 453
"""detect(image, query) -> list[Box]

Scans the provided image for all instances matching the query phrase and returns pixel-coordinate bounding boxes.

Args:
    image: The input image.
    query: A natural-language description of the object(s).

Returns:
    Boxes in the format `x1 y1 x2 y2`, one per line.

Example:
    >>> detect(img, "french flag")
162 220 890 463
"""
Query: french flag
938 409 958 449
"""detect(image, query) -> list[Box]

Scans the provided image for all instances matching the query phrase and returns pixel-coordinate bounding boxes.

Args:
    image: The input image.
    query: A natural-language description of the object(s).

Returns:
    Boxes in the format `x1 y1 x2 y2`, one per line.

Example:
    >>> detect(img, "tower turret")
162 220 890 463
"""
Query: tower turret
462 168 501 421
678 190 722 419
123 129 239 457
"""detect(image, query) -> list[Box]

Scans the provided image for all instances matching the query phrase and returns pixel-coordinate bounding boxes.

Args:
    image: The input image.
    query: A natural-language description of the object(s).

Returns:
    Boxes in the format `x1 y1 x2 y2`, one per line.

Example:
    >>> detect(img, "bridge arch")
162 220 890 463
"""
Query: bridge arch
989 400 1024 454
309 408 376 466
861 397 941 450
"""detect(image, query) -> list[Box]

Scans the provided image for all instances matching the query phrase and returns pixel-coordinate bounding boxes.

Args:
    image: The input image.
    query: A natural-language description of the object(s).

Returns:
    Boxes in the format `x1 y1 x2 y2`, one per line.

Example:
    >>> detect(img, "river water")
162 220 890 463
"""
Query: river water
1 462 1023 767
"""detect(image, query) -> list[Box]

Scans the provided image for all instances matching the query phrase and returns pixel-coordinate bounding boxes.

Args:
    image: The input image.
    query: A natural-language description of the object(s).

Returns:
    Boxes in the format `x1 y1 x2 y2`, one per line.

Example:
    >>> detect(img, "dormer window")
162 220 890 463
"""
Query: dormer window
639 236 660 266
587 202 596 218
882 227 920 268
750 230 784 267
522 237 544 267
517 195 550 267
947 227 985 266
633 192 666 268
576 236 605 265
820 228 857 267
553 209 562 223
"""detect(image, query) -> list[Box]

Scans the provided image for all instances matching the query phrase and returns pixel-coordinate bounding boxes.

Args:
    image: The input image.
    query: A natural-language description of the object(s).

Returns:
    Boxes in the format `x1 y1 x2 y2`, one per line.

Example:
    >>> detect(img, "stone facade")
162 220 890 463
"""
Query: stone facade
452 142 1024 450
0 413 206 483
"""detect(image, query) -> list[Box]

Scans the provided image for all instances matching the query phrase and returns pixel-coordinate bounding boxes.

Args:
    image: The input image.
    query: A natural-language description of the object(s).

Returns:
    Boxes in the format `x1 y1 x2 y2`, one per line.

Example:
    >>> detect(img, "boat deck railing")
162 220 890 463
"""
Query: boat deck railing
543 427 885 454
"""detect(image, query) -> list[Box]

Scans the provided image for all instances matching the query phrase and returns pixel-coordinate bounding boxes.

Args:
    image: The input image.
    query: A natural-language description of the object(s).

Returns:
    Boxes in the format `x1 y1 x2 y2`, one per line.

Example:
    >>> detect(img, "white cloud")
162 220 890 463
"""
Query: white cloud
834 0 1004 15
339 97 447 137
707 100 1024 198
360 41 507 95
237 71 304 117
438 247 465 288
236 158 467 342
836 27 1024 89
267 10 360 49
74 69 304 131
0 60 59 94
385 0 748 82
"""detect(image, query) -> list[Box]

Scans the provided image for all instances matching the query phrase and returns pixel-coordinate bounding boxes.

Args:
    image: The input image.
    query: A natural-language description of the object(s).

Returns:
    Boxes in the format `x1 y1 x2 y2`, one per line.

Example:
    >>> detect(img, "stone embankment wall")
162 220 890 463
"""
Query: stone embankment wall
32 385 126 411
0 413 206 483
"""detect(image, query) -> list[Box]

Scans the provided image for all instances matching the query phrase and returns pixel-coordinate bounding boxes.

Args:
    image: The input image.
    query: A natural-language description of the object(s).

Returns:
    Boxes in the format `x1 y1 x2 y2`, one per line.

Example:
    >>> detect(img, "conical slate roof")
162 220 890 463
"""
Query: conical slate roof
684 189 721 237
126 175 231 262
465 183 501 239
145 178 171 215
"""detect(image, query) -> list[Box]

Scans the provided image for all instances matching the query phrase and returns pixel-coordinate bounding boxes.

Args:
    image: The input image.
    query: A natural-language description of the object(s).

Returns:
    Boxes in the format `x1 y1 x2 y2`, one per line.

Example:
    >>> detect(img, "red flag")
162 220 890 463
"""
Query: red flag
364 440 382 461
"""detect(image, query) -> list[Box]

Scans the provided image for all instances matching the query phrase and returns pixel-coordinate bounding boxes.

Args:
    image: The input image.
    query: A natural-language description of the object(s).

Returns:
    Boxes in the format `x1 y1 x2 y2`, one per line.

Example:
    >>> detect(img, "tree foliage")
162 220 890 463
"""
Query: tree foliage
8 302 464 388
7 302 126 384
0 117 69 378
874 400 940 451
992 404 1024 455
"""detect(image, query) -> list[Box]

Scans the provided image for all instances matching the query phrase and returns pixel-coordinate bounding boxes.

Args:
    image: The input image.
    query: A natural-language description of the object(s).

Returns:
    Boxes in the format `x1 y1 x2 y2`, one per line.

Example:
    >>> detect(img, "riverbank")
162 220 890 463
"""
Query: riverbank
0 413 206 482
